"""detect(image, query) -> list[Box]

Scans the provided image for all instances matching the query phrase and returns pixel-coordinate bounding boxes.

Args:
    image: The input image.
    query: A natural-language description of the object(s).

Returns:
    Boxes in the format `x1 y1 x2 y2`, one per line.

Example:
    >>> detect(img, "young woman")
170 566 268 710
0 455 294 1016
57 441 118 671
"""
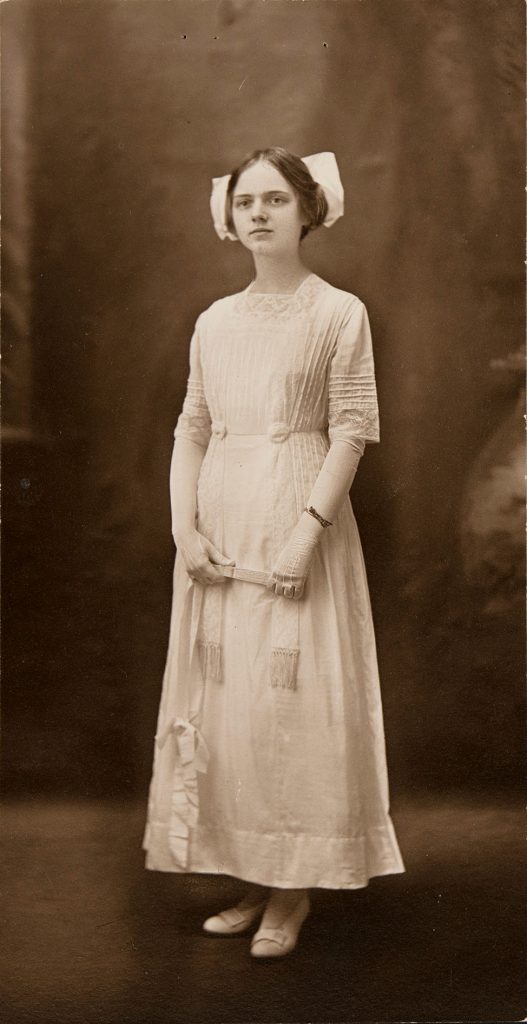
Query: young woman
143 148 404 958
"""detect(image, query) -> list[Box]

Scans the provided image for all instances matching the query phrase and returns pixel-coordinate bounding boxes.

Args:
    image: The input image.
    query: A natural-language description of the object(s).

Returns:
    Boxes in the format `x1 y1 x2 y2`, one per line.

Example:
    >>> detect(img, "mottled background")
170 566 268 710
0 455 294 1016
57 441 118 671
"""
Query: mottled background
2 2 525 1022
4 0 523 800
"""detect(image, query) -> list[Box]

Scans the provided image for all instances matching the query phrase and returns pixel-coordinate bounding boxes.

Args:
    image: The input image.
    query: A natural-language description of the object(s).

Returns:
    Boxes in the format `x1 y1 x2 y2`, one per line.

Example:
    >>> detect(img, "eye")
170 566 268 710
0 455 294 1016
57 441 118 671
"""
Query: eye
234 198 250 209
270 196 286 205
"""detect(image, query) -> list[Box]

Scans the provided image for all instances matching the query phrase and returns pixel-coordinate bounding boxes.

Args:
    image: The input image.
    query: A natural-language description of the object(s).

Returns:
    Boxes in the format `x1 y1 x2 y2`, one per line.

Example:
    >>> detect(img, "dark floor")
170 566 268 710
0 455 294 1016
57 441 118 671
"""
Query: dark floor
1 795 524 1024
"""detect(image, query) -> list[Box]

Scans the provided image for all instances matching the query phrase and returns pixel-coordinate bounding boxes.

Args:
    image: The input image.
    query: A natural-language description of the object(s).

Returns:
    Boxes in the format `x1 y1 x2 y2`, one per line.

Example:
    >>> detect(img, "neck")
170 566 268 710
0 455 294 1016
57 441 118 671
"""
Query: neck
250 253 310 294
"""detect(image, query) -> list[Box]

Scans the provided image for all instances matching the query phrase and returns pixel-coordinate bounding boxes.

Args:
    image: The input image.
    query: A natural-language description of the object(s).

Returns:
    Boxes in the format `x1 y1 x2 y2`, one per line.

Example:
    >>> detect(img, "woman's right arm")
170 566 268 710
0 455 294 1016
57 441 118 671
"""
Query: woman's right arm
170 437 234 585
171 318 234 584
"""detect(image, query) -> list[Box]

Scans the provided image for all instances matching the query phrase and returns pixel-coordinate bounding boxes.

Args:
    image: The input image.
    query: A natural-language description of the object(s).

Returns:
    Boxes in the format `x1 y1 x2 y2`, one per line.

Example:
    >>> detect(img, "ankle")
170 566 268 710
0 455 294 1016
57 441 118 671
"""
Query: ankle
261 888 309 926
268 887 309 904
239 884 269 908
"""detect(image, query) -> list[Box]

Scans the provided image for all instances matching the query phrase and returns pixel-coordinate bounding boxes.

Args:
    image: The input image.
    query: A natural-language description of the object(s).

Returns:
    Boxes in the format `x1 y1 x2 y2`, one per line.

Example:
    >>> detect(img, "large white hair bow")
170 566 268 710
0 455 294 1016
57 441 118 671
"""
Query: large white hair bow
209 151 344 241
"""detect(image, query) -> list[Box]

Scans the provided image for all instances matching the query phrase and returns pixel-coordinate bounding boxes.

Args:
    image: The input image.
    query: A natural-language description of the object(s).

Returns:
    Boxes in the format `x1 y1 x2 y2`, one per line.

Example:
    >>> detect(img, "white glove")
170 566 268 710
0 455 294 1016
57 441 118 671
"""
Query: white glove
177 529 235 585
266 438 364 599
170 436 235 584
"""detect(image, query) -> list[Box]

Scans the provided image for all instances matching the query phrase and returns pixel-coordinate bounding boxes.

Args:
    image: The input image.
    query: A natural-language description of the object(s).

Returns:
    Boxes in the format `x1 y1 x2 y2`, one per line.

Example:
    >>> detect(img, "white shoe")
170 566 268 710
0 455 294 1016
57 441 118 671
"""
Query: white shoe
250 894 310 958
203 899 267 936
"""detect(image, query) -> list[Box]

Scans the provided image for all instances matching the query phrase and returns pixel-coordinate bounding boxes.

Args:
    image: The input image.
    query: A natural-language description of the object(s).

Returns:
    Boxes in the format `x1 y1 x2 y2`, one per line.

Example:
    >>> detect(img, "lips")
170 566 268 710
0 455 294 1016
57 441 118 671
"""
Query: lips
249 228 272 235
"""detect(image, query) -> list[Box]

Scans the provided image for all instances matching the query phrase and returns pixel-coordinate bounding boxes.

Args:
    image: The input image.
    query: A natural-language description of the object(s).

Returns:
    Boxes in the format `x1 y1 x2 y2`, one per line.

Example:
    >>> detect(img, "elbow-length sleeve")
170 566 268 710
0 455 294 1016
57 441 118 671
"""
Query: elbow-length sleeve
173 317 212 449
327 299 380 445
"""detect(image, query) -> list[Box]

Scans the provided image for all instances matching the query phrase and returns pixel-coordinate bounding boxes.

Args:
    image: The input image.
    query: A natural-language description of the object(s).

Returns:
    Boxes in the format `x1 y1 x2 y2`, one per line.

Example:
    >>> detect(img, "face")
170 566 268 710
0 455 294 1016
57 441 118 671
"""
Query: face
230 160 309 255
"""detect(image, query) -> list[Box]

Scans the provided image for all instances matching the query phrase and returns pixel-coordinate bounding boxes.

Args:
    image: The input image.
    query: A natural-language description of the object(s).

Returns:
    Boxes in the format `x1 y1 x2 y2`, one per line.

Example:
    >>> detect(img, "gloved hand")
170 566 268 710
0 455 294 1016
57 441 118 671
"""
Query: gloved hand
266 511 321 599
177 528 235 585
266 438 365 600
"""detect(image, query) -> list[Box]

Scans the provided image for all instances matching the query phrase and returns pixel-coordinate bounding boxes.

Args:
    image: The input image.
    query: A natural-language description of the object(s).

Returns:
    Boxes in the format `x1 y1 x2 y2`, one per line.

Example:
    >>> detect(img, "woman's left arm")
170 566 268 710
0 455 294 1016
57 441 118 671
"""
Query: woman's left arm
266 438 364 598
267 300 379 599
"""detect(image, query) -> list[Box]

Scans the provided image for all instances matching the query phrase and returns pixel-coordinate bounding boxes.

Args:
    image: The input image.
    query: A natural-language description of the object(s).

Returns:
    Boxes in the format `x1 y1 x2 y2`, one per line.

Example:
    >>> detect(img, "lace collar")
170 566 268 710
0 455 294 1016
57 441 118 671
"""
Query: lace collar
236 273 326 316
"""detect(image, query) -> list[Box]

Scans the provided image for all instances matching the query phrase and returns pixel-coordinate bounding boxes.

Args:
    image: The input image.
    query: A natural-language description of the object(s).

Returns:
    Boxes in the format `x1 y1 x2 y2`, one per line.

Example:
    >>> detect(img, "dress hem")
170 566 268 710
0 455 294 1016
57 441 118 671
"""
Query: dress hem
143 858 405 892
143 818 405 891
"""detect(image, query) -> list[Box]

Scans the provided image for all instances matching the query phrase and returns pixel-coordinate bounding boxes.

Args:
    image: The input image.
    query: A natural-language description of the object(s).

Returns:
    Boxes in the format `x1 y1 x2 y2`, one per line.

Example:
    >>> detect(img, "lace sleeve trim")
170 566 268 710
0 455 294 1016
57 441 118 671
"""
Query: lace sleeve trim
328 374 380 443
174 379 212 448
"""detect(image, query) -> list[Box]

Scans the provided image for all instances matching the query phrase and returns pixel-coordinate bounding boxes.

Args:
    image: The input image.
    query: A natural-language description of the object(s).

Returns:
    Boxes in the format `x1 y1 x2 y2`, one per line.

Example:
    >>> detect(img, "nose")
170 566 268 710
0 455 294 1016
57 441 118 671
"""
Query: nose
251 200 267 222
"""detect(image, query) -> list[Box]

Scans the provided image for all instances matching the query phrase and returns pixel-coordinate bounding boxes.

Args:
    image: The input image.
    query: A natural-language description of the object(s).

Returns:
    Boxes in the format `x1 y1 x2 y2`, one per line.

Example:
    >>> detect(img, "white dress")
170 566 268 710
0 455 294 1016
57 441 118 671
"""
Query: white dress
143 273 404 889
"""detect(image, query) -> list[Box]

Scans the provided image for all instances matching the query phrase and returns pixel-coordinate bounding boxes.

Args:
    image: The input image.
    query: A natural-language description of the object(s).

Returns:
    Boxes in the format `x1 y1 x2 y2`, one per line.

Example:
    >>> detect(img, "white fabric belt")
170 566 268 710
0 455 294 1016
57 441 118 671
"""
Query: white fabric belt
210 422 327 443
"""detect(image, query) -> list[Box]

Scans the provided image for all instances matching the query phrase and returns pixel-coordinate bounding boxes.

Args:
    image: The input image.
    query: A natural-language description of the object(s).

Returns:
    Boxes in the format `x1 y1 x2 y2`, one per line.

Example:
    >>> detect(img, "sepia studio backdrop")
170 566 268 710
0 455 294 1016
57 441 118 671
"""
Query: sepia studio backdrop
3 0 524 804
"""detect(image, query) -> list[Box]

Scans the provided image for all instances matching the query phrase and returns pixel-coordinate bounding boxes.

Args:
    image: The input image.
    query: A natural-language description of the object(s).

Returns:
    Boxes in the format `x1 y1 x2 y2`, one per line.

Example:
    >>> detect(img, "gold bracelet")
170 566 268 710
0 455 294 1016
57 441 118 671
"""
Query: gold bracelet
304 505 333 528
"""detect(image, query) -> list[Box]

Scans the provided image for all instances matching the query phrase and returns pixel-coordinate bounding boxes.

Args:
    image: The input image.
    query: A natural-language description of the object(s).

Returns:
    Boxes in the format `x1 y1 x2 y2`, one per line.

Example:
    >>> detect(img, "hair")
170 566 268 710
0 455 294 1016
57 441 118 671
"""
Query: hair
225 147 329 241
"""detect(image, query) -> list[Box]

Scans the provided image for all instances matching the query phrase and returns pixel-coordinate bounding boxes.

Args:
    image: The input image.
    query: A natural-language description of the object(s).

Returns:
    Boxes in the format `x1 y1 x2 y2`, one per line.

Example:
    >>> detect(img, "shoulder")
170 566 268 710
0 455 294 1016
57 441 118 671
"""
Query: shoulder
196 289 244 326
311 276 366 319
311 272 364 307
192 291 243 341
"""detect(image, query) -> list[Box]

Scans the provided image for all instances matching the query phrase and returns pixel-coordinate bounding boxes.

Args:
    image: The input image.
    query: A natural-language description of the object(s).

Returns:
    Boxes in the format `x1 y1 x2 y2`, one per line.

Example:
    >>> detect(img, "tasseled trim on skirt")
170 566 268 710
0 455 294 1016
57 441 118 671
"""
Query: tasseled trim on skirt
198 640 222 684
271 647 299 690
197 641 300 690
